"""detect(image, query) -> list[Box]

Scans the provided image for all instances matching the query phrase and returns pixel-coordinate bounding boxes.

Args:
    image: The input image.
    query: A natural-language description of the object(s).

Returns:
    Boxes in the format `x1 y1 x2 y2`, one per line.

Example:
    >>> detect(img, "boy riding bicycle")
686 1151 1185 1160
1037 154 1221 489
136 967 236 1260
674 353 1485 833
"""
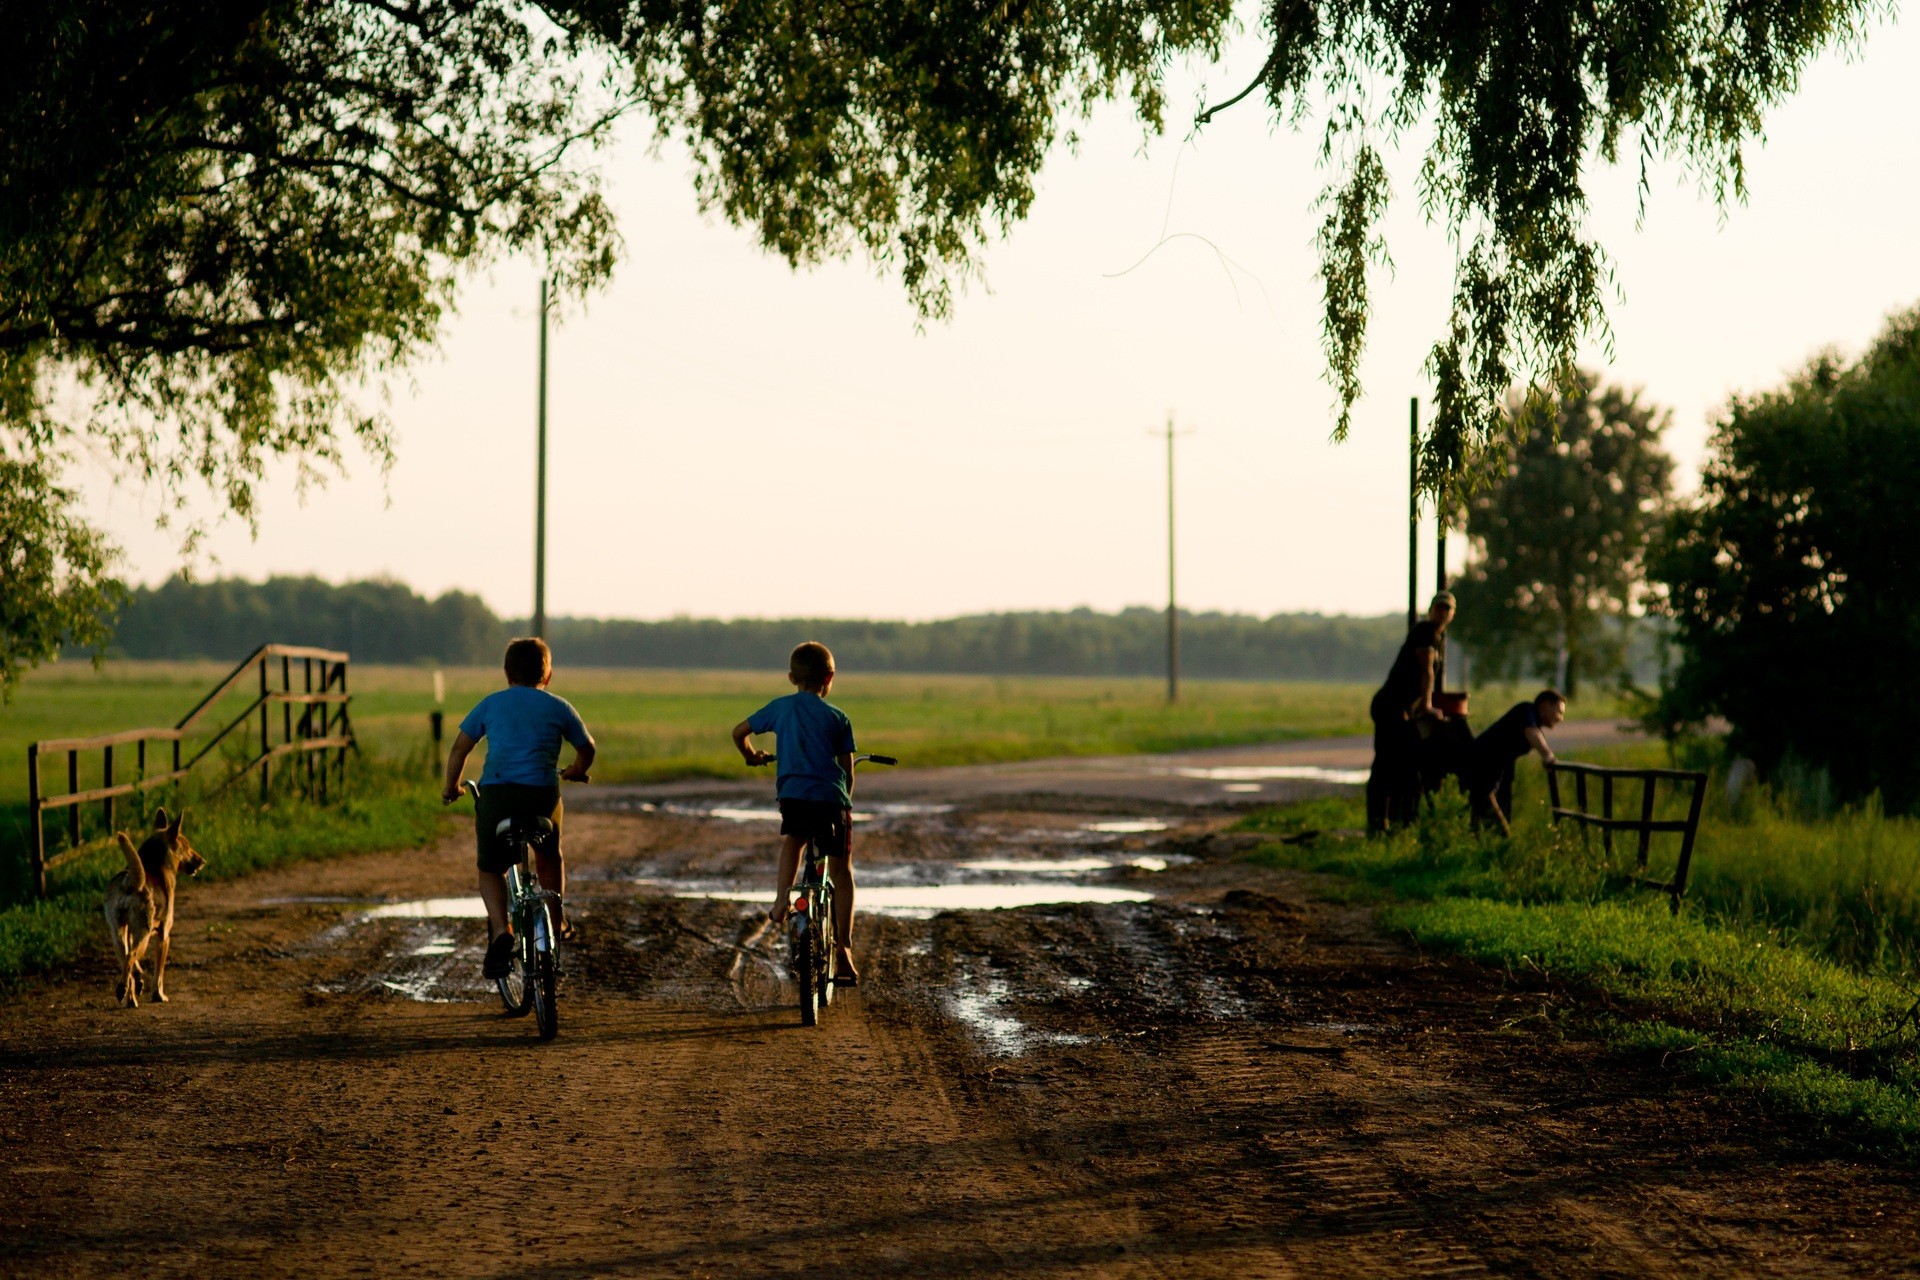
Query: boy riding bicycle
442 637 596 979
730 642 862 985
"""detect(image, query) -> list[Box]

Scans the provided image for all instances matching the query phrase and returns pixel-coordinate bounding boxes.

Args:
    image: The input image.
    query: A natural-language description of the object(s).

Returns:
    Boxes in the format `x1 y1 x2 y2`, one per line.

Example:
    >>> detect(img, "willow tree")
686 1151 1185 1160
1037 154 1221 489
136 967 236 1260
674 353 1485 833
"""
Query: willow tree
1 0 1886 690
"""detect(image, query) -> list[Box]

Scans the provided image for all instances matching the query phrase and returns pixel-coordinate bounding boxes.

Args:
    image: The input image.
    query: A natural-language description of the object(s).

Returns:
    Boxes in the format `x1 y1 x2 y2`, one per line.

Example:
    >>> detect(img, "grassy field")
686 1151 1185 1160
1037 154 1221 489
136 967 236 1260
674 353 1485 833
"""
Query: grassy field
2 661 1392 807
1239 748 1920 1152
2 659 1639 803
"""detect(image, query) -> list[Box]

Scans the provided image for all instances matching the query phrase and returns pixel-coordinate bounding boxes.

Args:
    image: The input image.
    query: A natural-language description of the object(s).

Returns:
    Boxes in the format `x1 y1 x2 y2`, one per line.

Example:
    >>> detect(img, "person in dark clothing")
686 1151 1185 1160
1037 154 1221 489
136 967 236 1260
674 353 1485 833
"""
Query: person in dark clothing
1367 591 1455 832
1468 689 1566 831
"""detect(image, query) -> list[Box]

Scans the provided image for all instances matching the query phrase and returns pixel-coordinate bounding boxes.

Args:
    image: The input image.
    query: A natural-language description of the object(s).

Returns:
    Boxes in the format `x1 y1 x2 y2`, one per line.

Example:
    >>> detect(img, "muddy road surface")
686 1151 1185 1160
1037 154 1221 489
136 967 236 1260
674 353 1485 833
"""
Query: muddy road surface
4 774 1916 1277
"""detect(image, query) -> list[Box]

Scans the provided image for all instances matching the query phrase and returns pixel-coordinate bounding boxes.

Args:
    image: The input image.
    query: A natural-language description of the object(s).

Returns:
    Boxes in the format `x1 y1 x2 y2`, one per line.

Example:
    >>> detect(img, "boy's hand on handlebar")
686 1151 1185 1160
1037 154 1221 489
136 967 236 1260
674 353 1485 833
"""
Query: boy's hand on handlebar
441 782 463 805
742 748 772 767
560 762 591 783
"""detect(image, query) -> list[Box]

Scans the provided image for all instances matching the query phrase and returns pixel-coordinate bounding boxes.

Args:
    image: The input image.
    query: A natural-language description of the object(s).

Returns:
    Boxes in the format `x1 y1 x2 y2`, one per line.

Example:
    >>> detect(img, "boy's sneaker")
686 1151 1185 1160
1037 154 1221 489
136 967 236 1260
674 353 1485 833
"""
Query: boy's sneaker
482 932 515 979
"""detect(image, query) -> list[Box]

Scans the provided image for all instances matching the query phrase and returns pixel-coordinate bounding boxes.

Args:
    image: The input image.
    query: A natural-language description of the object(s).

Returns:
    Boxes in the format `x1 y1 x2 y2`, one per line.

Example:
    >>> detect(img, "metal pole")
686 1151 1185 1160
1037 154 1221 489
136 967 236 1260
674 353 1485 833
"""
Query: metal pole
534 275 549 641
1166 414 1178 704
1408 397 1419 633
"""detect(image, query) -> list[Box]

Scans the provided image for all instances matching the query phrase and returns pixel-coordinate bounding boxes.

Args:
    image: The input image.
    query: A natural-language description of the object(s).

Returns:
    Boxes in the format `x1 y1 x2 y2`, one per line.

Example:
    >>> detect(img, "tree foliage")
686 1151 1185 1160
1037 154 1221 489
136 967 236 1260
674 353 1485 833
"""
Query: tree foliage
1212 0 1883 481
1450 370 1673 696
0 456 122 697
1651 306 1920 811
1 0 1886 688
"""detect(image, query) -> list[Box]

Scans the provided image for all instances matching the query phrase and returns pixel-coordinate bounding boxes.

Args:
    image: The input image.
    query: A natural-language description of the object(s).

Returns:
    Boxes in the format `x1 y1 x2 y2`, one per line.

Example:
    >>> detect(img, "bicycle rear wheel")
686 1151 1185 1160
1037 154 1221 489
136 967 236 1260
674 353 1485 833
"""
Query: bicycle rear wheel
793 903 820 1027
529 898 558 1041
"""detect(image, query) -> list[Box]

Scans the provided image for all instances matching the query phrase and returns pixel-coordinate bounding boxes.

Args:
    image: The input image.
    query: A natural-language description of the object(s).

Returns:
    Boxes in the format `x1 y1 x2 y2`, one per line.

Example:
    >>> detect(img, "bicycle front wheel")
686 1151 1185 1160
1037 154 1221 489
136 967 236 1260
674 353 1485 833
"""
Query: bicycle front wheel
529 899 559 1041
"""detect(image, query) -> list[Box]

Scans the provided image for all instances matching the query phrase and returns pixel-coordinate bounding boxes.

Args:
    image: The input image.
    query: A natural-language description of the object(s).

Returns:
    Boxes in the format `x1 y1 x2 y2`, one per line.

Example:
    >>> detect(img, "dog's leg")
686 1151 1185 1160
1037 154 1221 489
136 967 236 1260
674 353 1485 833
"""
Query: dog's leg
104 902 135 1008
151 927 171 1003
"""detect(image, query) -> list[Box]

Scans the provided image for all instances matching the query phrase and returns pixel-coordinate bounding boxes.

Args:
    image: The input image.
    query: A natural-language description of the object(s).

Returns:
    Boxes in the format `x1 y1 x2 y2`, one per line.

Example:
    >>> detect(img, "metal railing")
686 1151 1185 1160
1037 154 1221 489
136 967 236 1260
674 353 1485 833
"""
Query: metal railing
24 644 353 897
1545 761 1708 913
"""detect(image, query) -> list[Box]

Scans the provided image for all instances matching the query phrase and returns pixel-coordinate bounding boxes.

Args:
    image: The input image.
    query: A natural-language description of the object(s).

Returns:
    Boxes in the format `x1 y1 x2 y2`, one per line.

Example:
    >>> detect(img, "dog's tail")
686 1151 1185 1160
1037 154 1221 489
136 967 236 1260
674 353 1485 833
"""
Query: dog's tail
115 832 146 893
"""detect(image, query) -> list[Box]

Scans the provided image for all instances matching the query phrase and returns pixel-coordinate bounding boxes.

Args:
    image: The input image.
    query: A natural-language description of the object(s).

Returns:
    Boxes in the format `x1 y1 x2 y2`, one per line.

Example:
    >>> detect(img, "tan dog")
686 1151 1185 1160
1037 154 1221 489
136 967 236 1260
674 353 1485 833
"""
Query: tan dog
103 808 205 1007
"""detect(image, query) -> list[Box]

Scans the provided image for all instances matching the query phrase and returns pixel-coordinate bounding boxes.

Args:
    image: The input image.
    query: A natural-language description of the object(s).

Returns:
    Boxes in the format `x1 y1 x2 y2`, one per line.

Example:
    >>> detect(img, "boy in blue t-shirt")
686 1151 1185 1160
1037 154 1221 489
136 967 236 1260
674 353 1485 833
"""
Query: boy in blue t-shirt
730 642 861 983
442 637 596 979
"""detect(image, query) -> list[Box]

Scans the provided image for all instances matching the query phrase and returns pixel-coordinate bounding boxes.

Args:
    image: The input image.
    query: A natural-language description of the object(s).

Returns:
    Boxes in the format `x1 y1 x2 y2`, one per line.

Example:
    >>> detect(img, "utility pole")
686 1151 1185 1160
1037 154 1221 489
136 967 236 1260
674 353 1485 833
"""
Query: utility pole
1166 413 1177 703
1407 397 1419 633
1153 414 1192 703
533 275 550 640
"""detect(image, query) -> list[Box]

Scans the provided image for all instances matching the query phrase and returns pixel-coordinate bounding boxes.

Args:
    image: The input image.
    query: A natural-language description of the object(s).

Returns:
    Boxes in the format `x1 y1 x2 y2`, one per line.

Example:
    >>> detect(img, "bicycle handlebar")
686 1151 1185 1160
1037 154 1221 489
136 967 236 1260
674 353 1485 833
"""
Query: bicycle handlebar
449 774 588 804
748 753 897 767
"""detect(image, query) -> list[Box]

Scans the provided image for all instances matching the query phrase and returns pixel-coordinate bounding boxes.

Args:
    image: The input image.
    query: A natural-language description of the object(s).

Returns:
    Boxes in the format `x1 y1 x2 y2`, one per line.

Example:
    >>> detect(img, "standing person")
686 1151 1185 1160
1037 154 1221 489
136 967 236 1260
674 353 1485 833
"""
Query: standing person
1468 689 1566 832
730 642 863 984
1367 591 1455 832
441 637 596 979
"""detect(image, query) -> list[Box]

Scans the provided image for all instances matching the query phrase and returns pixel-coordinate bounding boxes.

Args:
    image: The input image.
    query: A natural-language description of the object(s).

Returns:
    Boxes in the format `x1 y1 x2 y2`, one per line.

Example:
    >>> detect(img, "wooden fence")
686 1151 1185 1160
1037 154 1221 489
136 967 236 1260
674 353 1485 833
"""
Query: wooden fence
24 644 353 897
1545 761 1708 913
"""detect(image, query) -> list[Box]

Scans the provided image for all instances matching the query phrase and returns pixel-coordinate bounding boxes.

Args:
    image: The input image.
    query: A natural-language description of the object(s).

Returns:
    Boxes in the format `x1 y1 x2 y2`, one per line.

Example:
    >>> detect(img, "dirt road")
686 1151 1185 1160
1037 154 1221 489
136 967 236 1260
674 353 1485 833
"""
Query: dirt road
4 750 1916 1277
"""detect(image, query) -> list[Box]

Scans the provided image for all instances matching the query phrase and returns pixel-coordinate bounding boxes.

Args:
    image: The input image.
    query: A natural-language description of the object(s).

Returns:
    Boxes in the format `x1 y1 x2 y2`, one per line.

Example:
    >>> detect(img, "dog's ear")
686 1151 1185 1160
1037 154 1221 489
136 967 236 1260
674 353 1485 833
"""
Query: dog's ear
153 806 171 830
169 810 186 841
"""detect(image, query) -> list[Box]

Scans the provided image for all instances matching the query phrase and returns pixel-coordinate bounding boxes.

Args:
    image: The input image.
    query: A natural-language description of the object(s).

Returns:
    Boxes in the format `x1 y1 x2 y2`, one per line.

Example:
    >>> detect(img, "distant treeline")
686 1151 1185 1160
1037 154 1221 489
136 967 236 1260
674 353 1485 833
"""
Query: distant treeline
112 577 501 666
108 576 1408 680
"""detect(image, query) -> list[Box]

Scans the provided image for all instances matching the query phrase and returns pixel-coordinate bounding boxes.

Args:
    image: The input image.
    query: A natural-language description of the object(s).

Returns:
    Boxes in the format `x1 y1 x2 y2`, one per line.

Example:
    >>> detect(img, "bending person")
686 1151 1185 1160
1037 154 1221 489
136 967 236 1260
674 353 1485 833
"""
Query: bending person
1367 591 1454 832
1467 689 1566 833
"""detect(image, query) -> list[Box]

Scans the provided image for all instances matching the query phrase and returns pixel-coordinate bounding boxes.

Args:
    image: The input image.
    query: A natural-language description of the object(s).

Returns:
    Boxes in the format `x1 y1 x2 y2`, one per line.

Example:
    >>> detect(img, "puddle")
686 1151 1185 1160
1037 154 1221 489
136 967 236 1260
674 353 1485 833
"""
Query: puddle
660 801 954 825
409 936 458 957
1221 783 1263 793
1175 765 1370 785
949 971 1089 1057
259 895 369 906
1083 819 1169 834
956 855 1186 875
359 898 491 920
680 883 1154 919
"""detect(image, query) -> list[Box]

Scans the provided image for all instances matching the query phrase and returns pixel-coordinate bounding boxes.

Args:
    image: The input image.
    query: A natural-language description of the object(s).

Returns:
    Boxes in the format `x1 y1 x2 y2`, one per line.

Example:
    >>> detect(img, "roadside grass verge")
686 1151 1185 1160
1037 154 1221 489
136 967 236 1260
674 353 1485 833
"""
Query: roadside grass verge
1237 784 1920 1152
0 757 447 981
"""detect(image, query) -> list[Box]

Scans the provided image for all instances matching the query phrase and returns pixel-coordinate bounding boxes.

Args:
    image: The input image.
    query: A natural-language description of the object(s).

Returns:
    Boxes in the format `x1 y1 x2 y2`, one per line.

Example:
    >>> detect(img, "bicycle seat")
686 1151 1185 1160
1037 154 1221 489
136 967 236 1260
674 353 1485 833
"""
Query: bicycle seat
494 815 554 841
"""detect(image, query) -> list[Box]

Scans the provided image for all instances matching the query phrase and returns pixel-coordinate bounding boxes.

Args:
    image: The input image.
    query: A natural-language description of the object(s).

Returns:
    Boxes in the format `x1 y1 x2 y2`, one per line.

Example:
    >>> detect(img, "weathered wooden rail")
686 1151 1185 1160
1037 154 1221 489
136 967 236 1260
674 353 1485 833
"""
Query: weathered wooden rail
1545 761 1708 913
24 644 353 897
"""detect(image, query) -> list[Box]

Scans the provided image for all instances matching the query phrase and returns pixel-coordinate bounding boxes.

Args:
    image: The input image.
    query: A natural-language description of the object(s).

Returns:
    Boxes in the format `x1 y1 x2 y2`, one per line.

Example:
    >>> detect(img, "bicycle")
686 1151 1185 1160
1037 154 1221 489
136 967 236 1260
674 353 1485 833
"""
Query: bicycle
752 752 896 1026
459 778 565 1040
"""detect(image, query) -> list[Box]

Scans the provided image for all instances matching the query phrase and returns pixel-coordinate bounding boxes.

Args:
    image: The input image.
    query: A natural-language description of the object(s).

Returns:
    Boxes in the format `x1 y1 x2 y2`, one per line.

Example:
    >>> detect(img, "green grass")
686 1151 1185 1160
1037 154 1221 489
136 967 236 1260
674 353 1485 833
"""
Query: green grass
1237 779 1920 1152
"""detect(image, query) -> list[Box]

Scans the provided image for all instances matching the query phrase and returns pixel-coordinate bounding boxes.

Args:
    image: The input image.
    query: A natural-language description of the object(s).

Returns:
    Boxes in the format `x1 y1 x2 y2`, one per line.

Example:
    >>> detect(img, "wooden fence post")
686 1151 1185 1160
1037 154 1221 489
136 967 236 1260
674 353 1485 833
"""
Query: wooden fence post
1637 776 1656 868
27 744 45 899
1600 772 1614 856
259 655 271 803
102 743 115 835
1671 774 1708 914
67 749 80 850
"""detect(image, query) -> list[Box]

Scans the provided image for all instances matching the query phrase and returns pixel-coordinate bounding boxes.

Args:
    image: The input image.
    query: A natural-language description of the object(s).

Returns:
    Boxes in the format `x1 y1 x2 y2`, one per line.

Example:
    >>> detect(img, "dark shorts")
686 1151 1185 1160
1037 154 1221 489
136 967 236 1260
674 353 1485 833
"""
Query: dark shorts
474 783 562 874
778 799 853 859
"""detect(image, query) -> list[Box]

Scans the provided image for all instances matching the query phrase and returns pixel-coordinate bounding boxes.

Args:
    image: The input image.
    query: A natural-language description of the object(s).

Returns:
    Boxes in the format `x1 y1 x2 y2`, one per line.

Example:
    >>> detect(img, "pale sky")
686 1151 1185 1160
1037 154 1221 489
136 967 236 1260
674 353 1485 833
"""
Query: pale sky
76 12 1920 622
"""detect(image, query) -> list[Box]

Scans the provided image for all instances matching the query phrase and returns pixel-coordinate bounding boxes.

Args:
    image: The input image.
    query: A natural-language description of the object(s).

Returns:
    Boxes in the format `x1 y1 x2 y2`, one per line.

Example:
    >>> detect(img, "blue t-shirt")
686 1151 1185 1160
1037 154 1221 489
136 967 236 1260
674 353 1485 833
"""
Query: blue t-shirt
459 686 591 787
747 692 856 805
